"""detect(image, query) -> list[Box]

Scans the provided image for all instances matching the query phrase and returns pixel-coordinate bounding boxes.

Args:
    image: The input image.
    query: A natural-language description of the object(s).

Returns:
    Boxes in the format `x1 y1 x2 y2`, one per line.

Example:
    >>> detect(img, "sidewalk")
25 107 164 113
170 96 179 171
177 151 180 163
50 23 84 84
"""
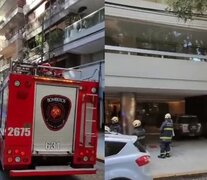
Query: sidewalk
147 136 207 179
97 131 104 162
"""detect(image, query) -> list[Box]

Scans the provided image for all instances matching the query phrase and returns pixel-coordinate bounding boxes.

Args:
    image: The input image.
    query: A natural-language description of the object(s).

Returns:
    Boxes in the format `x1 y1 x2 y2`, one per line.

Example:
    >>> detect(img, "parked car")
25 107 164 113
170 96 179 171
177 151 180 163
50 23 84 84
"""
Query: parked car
105 132 152 180
174 115 202 138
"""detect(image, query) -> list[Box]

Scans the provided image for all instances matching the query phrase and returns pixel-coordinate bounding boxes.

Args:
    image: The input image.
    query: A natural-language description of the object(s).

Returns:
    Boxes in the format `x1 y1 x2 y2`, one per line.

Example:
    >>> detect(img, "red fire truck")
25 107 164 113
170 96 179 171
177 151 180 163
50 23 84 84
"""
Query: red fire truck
0 62 99 177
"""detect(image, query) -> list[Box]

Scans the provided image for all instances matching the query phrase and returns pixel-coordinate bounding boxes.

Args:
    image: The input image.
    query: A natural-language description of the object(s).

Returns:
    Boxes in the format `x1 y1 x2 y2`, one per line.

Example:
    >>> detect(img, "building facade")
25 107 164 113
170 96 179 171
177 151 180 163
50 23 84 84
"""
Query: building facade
0 0 26 75
105 0 207 134
0 0 104 127
23 0 104 68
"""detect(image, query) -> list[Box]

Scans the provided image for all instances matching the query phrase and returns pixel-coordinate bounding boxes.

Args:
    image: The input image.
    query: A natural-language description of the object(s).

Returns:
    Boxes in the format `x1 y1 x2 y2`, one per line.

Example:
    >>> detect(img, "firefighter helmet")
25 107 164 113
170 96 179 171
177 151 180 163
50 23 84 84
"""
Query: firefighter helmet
111 116 119 123
41 63 53 76
132 120 141 127
165 113 171 119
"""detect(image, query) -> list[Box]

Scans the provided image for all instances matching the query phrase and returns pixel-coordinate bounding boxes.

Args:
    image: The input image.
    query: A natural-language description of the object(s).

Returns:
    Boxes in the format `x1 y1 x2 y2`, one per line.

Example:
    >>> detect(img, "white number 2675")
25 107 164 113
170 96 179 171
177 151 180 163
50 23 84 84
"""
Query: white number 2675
7 127 31 137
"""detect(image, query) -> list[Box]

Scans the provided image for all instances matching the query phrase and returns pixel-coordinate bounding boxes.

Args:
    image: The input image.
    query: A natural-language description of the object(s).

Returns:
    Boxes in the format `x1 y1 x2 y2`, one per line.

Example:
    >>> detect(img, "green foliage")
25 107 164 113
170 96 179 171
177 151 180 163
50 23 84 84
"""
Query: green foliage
49 29 64 49
35 34 43 46
167 0 207 21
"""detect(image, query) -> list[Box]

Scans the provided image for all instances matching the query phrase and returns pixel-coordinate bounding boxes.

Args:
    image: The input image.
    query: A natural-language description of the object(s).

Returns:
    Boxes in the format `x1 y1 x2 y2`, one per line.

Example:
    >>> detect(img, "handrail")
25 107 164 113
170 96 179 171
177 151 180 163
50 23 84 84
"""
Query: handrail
105 45 207 61
65 7 104 35
0 0 6 10
0 7 23 29
71 60 104 69
82 69 98 81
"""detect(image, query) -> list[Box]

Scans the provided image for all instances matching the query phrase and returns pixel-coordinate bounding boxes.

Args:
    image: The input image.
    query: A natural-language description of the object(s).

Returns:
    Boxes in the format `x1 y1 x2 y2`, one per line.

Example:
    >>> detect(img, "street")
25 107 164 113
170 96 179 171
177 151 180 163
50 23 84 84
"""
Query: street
0 161 104 180
156 174 207 180
145 135 207 179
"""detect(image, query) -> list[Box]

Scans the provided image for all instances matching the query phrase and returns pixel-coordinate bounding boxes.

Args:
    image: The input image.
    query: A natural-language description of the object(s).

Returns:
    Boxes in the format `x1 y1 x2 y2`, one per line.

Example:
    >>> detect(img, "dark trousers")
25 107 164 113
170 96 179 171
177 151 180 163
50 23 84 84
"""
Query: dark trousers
160 141 171 154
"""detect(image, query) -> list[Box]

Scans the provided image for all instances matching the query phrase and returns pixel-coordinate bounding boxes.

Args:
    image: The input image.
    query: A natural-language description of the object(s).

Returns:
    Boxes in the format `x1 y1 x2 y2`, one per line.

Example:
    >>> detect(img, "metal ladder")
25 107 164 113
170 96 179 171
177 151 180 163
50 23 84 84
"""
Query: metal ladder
83 93 98 148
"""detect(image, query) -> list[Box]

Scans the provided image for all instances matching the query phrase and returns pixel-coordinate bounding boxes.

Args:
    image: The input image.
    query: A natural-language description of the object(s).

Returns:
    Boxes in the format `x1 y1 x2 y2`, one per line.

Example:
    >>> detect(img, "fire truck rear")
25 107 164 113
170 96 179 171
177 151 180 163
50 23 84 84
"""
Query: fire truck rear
0 63 99 177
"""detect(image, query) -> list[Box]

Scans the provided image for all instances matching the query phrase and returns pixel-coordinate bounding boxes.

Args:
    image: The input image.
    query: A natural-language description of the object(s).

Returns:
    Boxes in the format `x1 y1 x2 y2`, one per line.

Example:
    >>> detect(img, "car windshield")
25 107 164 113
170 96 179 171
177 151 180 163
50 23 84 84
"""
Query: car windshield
178 117 198 124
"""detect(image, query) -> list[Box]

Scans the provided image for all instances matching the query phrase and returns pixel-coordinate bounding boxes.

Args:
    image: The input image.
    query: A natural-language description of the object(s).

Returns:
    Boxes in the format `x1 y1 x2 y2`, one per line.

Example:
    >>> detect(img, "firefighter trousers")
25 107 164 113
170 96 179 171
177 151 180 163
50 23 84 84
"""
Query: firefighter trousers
160 141 171 155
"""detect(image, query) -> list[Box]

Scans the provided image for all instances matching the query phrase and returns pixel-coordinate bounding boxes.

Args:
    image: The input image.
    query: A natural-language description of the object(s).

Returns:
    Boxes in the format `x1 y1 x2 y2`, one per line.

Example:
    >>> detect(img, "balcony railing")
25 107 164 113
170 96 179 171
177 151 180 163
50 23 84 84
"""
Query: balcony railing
25 0 66 37
25 16 43 35
0 7 23 30
105 45 207 62
0 63 9 73
44 0 65 21
143 0 168 4
64 8 104 42
23 0 44 14
0 39 6 51
0 32 23 51
0 0 6 9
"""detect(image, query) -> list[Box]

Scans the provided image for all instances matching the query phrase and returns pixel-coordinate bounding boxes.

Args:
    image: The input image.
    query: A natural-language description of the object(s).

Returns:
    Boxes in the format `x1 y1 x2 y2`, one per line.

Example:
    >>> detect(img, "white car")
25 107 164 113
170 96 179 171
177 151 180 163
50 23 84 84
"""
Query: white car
105 133 152 180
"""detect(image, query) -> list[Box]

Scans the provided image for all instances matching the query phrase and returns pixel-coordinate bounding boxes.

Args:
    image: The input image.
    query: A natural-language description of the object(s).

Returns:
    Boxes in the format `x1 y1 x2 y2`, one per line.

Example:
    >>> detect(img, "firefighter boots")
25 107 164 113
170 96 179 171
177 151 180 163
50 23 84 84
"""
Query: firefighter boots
166 153 171 158
158 154 166 158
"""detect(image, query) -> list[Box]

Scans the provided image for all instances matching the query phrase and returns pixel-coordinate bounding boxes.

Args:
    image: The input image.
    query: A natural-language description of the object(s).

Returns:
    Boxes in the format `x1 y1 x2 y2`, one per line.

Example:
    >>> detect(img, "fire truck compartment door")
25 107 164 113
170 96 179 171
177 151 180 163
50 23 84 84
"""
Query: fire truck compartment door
33 84 77 154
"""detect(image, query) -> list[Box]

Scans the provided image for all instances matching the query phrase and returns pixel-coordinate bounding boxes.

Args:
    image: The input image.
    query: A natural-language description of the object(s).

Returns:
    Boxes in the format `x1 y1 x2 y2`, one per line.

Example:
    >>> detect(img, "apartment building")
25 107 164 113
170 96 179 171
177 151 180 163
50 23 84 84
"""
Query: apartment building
105 0 207 134
23 0 104 68
0 0 104 127
0 0 26 75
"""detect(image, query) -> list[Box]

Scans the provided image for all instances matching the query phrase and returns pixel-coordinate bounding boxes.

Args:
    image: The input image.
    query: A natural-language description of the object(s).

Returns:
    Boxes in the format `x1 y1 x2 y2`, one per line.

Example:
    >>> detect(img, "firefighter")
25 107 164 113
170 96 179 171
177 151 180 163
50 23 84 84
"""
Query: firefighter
40 63 53 76
109 116 122 133
158 113 174 158
132 120 146 147
105 125 110 133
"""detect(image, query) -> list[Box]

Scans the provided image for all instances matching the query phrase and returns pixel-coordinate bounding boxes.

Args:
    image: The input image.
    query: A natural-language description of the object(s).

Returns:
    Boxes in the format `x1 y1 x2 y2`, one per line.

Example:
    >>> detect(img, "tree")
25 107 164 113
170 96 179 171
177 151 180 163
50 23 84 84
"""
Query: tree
167 0 207 21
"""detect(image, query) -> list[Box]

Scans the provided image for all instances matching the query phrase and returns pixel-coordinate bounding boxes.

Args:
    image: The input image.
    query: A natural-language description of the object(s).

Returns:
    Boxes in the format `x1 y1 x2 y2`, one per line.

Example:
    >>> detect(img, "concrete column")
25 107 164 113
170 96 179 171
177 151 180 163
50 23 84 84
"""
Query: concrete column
121 93 136 134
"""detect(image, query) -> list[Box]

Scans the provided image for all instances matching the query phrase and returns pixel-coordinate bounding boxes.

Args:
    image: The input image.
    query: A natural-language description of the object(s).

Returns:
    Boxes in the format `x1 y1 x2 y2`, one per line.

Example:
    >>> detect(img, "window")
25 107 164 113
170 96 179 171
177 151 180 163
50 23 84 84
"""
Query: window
106 16 207 56
177 116 198 124
134 139 146 153
105 141 126 157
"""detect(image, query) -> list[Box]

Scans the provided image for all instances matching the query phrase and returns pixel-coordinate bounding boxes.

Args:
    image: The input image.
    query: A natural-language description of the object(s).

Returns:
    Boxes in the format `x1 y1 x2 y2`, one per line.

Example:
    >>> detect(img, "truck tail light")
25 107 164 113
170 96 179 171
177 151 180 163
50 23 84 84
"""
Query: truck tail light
8 149 12 155
83 156 89 162
15 149 19 154
15 157 21 163
91 87 97 93
6 148 27 164
20 151 25 156
77 149 95 163
14 80 21 87
136 155 150 166
8 157 13 163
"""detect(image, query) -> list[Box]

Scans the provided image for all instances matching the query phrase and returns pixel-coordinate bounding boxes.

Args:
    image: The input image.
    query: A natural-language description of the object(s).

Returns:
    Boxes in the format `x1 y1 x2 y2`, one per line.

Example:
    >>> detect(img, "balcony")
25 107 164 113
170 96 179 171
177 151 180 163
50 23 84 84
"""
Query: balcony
0 63 9 73
0 0 6 9
0 7 25 35
23 0 44 15
26 7 104 60
63 8 104 54
25 0 104 40
0 32 23 58
25 0 67 40
0 0 13 16
105 45 207 98
105 45 207 62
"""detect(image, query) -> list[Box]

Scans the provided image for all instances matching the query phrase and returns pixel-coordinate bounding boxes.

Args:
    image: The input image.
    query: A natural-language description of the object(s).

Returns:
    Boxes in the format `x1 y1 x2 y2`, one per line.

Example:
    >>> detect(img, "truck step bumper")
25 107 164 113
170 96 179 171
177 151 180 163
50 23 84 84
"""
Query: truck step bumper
10 166 96 177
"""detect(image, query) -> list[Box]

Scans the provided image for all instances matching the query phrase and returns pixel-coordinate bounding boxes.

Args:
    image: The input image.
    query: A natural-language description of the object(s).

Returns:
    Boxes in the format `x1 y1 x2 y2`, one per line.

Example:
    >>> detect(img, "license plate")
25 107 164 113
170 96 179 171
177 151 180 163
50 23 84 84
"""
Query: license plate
45 141 60 150
191 126 197 130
